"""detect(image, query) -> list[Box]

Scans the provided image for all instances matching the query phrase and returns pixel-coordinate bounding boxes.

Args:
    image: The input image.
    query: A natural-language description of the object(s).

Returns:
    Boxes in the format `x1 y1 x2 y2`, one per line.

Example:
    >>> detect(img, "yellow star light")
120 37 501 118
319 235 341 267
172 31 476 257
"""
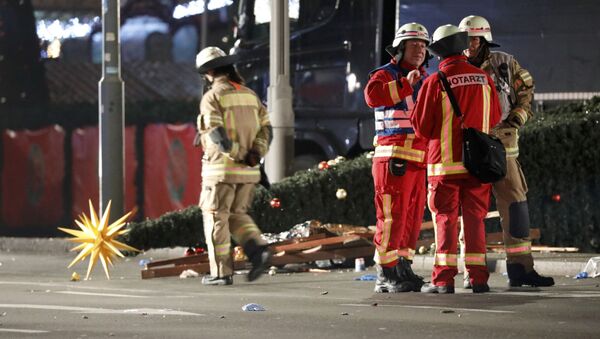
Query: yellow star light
58 200 139 280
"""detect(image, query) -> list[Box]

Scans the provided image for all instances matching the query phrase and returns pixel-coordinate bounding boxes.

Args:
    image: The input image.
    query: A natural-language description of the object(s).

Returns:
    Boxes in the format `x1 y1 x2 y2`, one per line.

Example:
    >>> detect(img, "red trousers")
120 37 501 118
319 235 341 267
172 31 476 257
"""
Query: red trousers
427 177 491 286
372 159 426 266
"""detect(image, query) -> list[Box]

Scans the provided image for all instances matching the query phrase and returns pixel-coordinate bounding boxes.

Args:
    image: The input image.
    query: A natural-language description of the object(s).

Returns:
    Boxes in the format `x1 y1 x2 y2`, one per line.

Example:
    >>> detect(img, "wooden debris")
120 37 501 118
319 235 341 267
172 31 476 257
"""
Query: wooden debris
141 210 557 279
141 233 374 279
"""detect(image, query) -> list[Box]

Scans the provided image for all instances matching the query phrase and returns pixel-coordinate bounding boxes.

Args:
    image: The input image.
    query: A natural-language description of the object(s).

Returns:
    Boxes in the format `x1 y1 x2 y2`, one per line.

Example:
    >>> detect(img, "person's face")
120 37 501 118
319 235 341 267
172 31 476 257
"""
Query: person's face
464 36 482 58
401 39 427 67
204 70 215 83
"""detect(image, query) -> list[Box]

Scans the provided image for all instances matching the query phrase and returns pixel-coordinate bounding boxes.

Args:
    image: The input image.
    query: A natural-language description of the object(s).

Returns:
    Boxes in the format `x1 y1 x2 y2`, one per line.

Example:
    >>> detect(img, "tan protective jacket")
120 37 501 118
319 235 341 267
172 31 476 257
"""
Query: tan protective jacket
197 76 271 184
481 51 534 126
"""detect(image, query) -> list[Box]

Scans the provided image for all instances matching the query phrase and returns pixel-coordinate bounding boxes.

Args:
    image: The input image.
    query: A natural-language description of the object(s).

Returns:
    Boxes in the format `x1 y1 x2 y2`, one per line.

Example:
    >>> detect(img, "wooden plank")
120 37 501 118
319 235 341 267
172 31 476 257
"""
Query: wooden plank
144 235 333 269
146 253 208 268
269 245 374 266
270 235 361 253
141 244 377 279
142 262 210 279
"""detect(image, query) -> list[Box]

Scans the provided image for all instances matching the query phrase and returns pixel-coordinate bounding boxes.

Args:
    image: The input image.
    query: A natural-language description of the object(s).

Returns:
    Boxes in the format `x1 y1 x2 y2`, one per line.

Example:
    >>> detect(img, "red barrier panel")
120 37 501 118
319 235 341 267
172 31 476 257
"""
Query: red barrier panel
1 126 65 230
71 126 137 220
144 123 202 218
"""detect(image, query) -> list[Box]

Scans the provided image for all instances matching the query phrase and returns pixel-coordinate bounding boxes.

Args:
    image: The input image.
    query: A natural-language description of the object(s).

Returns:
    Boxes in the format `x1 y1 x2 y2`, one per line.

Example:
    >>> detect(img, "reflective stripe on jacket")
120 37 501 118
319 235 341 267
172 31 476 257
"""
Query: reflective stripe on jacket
364 60 427 164
410 55 502 180
198 76 270 183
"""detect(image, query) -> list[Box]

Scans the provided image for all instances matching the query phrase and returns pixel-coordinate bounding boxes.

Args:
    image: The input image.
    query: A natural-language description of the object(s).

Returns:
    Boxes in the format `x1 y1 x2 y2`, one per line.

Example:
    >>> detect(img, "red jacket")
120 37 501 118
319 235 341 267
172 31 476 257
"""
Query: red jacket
410 55 501 181
364 60 428 163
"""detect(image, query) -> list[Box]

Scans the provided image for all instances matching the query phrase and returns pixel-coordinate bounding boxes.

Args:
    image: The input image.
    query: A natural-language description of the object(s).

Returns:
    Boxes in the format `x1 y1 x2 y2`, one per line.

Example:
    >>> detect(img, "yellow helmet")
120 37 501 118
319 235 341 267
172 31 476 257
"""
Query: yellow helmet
195 46 239 74
385 22 430 57
427 24 469 58
458 15 500 47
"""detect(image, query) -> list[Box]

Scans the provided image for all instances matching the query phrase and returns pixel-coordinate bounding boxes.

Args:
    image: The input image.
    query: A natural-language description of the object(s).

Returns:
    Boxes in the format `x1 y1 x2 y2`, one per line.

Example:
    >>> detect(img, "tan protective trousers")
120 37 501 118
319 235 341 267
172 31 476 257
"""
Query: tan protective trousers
200 182 266 277
492 126 534 271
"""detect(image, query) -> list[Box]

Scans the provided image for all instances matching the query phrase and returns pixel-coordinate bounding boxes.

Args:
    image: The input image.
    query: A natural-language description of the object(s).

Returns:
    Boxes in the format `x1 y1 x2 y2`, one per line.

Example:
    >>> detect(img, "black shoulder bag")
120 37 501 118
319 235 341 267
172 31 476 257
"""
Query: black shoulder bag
437 71 507 183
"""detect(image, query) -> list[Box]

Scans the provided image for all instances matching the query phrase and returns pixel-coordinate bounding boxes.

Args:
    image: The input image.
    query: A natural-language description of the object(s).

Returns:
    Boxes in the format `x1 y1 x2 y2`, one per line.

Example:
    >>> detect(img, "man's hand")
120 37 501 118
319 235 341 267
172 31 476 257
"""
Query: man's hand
244 149 261 167
406 70 421 86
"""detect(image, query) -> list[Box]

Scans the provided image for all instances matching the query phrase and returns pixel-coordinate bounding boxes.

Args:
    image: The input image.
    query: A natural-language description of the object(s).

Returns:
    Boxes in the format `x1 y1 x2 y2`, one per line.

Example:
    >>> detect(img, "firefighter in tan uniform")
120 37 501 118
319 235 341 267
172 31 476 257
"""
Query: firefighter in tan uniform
195 46 272 285
459 15 554 287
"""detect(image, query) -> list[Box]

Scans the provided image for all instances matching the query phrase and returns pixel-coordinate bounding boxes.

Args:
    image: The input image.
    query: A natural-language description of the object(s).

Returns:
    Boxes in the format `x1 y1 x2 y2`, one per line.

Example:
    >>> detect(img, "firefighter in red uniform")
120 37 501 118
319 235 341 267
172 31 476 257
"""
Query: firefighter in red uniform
410 25 502 293
364 22 430 293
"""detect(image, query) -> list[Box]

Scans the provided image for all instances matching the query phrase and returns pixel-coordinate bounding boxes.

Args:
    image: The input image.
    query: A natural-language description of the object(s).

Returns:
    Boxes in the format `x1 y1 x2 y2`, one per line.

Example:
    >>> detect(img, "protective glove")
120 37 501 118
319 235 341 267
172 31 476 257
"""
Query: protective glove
245 149 261 167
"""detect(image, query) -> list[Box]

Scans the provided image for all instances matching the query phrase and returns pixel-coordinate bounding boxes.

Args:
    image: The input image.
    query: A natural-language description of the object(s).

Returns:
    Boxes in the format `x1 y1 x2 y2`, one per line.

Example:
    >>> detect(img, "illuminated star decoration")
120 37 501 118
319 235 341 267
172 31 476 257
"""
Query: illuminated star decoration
58 200 139 280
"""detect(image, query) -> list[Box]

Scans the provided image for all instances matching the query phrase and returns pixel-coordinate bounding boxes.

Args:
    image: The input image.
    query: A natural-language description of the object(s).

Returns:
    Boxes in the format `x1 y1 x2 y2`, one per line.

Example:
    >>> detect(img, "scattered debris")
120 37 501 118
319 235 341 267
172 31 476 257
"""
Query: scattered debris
140 216 559 280
233 246 247 262
70 272 80 282
138 259 151 267
179 269 199 279
355 274 377 281
242 303 266 312
141 228 374 279
582 256 600 278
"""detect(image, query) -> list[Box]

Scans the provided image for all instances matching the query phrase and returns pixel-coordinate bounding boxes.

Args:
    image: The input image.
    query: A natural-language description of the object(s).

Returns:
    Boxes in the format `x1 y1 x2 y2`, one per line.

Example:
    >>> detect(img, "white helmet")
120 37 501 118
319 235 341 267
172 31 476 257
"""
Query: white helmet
195 46 239 74
385 22 430 58
427 24 469 58
458 15 500 47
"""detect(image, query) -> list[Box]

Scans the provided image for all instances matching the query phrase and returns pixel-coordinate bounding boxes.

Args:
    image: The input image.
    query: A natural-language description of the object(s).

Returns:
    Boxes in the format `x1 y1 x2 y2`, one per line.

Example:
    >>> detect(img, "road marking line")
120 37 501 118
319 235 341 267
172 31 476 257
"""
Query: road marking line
0 304 203 316
0 328 49 333
500 291 600 298
0 281 155 293
54 291 149 298
340 303 515 314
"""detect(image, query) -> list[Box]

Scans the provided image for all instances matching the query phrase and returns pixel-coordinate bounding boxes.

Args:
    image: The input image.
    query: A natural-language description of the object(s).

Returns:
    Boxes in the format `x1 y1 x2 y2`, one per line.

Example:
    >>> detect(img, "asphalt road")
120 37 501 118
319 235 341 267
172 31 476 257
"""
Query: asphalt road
1 252 599 338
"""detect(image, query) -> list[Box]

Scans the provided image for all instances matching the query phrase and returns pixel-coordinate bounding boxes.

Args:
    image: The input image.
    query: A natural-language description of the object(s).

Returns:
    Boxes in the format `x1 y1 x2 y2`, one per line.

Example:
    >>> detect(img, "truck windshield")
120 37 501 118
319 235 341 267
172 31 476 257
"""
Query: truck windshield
238 0 337 42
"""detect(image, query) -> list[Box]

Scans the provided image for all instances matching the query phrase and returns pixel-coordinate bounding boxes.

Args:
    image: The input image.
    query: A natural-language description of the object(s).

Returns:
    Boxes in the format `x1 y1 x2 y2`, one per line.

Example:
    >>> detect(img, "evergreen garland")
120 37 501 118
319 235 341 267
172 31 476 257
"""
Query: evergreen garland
123 97 600 253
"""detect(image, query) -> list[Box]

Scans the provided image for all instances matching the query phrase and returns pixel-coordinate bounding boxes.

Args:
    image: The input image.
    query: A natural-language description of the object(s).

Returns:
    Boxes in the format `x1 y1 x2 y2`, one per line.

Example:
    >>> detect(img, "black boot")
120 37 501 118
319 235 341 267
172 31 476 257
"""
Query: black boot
397 257 424 292
243 239 273 282
374 264 414 293
507 263 555 287
471 283 490 293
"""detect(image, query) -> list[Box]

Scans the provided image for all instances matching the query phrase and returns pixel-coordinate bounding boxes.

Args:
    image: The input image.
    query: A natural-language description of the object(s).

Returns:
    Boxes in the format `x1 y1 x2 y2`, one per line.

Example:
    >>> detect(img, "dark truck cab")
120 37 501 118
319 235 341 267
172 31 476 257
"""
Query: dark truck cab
232 0 396 170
